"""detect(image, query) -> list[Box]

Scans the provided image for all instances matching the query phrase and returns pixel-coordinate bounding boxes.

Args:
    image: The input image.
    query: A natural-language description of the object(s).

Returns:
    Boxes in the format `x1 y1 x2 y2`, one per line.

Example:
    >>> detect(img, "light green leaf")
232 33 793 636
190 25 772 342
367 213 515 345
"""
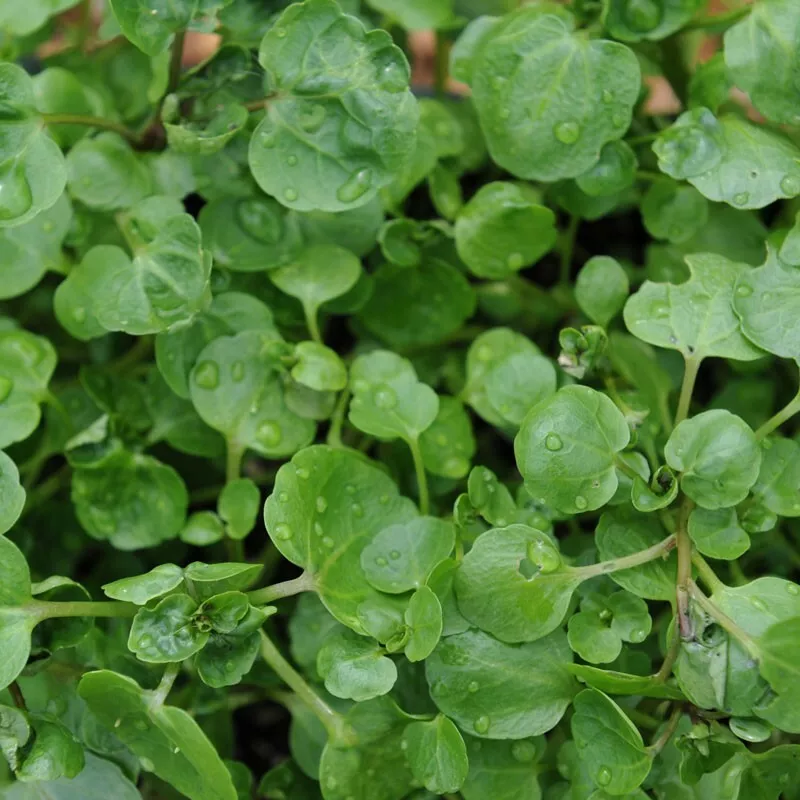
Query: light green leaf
641 180 709 244
183 561 262 600
568 664 686 700
128 594 208 663
665 409 760 509
515 385 630 514
402 715 468 794
752 437 800 517
0 537 35 691
265 446 418 633
418 397 476 480
218 478 260 541
688 507 750 560
454 181 557 279
0 0 80 36
249 0 418 212
0 451 25 535
575 256 630 327
365 0 455 30
404 586 443 662
624 252 764 361
426 628 576 739
461 735 543 800
291 342 347 393
455 524 582 643
575 140 637 196
631 465 679 513
317 628 397 701
467 9 640 181
604 0 705 42
571 688 653 794
109 0 199 55
102 563 185 605
78 670 237 800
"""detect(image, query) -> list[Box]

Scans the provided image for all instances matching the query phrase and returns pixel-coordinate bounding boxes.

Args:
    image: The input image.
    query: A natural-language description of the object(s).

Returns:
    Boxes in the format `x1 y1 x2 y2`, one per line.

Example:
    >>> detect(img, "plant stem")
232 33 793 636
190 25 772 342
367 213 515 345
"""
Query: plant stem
247 572 314 606
675 356 701 426
676 498 694 641
326 389 350 448
225 441 246 561
688 581 760 659
577 534 676 579
151 663 180 706
304 305 322 344
755 387 800 440
167 31 186 95
109 336 153 373
647 706 683 756
434 32 449 97
559 214 579 286
27 599 138 620
259 630 352 743
42 113 140 144
691 551 725 595
654 632 680 683
9 682 27 711
408 438 430 515
244 98 271 112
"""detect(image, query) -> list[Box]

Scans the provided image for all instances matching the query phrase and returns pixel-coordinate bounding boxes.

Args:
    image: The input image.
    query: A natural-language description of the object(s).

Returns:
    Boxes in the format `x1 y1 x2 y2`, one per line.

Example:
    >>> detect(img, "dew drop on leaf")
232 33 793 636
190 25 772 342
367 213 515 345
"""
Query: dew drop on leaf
336 168 372 204
390 550 401 560
283 188 298 202
554 122 581 144
511 741 537 763
507 252 524 270
545 433 563 452
574 495 588 510
787 584 800 595
231 361 245 382
733 192 749 206
473 715 491 734
373 385 398 410
351 502 364 517
781 174 800 195
596 766 612 786
322 536 334 548
296 467 310 479
274 523 292 540
194 361 220 390
287 155 298 167
467 681 480 693
316 496 328 513
257 421 282 448
298 104 326 132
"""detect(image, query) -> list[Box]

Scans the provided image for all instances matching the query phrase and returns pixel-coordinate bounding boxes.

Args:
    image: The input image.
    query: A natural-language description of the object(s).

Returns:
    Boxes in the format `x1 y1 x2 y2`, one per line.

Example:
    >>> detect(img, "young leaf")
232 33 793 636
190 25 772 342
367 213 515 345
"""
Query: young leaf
402 715 468 794
688 507 750 560
575 256 630 327
605 0 704 42
418 397 476 480
404 586 443 662
218 478 260 541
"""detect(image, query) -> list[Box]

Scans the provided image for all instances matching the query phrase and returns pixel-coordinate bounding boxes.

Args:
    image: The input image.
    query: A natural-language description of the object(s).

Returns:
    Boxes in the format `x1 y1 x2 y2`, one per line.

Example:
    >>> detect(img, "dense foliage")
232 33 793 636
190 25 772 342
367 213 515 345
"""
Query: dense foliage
3 0 800 797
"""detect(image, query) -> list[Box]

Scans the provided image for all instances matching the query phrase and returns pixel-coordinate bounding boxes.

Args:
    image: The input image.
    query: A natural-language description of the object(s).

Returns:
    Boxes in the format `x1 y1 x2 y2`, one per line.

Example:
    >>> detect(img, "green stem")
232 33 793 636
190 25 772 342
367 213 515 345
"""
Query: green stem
27 599 138 620
691 551 725 595
675 356 701 426
647 706 683 756
304 304 322 344
434 32 449 97
20 464 70 519
755 387 800 440
247 572 314 606
151 663 180 707
407 438 430 515
259 630 352 743
559 214 579 286
688 581 760 659
108 336 153 373
654 631 680 683
244 98 271 112
167 30 186 95
225 441 246 561
326 389 350 448
576 534 676 579
676 498 694 641
42 113 140 144
9 682 27 711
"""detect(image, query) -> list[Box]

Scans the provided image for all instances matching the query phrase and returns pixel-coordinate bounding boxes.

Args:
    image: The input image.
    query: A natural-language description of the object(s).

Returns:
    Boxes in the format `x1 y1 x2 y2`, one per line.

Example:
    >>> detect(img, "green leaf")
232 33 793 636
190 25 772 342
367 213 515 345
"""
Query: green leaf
0 537 34 691
688 506 750 560
568 664 686 700
190 329 315 458
665 409 760 509
427 558 471 638
0 193 71 300
571 688 653 794
258 759 323 800
595 507 677 600
164 99 248 157
72 449 188 550
14 715 84 782
427 628 576 739
455 524 582 643
467 466 517 528
461 734 543 800
0 63 67 228
78 670 237 800
623 252 764 361
128 593 208 663
218 478 260 541
109 0 197 55
365 0 455 30
752 437 800 517
515 385 630 514
265 446 418 632
733 244 800 360
454 181 557 279
724 0 800 125
183 562 262 600
631 465 679 513
418 396 476 480
357 257 476 350
291 342 347 393
66 132 151 210
319 697 415 800
248 0 419 212
316 628 397 701
654 110 800 209
641 180 709 244
361 517 454 594
0 328 57 449
575 141 637 196
181 511 225 546
404 586 443 662
575 256 630 327
466 9 640 181
0 451 25 534
402 715 468 794
604 0 705 42
0 0 80 36
102 563 185 605
349 350 438 443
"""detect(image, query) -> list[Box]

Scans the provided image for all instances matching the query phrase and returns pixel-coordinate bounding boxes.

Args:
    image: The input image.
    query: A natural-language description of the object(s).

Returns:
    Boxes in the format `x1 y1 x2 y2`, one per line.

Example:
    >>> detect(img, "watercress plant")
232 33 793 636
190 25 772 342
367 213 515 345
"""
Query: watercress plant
2 0 800 798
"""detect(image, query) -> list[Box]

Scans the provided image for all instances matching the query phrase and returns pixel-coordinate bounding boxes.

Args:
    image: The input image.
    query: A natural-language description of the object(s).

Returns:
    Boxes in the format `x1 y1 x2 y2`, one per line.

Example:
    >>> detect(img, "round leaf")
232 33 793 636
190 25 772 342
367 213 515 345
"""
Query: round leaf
575 256 630 327
0 451 25 535
402 715 468 795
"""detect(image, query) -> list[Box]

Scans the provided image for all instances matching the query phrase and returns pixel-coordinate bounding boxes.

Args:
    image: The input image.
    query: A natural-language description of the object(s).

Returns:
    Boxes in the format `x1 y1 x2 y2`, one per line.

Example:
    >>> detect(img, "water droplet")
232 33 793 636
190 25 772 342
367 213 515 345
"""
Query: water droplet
467 681 479 693
231 361 245 382
257 421 282 448
298 104 327 132
0 376 11 404
224 661 235 672
278 491 288 503
781 174 800 195
602 89 614 103
286 155 298 166
596 766 612 786
527 540 560 573
0 157 32 222
787 583 800 595
296 467 310 480
140 757 154 771
134 719 148 732
377 59 407 93
326 777 337 790
351 502 364 518
554 121 580 144
732 192 749 206
574 495 588 511
260 129 277 148
376 556 388 566
473 715 491 734
275 26 287 38
194 360 219 390
654 303 669 317
476 345 492 362
507 252 524 270
611 112 627 127
316 495 328 513
751 597 766 611
313 522 323 537
380 495 390 505
630 628 647 642
545 433 563 451
336 168 372 204
390 550 401 560
511 740 537 763
283 188 298 202
73 307 86 323
373 384 397 409
274 523 292 540
322 536 334 548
